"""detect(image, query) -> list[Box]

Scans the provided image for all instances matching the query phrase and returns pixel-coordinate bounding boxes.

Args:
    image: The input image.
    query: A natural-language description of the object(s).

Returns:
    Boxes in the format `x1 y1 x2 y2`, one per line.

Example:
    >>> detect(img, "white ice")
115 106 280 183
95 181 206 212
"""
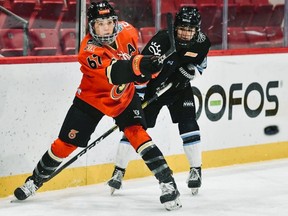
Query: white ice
1 159 288 216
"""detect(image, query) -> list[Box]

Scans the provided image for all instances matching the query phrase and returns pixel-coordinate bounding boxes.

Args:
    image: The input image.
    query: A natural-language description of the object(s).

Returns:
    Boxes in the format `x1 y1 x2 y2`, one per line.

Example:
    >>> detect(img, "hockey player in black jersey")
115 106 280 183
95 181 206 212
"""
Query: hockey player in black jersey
108 6 211 195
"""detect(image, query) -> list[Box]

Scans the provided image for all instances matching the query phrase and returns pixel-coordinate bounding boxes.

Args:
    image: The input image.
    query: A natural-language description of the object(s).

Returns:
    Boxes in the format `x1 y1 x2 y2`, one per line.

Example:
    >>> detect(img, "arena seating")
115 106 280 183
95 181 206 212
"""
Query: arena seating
29 28 61 56
249 4 273 27
0 0 285 56
139 27 156 44
244 26 269 47
0 28 28 56
59 28 77 55
227 27 249 49
1 0 37 29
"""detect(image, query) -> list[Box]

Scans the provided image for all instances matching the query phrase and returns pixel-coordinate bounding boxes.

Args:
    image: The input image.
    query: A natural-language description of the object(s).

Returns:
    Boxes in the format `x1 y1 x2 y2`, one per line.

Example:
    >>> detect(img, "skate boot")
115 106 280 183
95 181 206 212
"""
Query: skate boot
14 176 43 200
187 167 202 195
107 166 125 195
159 176 182 211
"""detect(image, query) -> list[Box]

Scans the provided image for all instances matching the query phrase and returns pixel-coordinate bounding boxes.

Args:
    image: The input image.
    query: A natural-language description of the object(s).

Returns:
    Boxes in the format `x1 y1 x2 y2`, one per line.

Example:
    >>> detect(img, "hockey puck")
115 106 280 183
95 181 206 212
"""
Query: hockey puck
264 125 279 135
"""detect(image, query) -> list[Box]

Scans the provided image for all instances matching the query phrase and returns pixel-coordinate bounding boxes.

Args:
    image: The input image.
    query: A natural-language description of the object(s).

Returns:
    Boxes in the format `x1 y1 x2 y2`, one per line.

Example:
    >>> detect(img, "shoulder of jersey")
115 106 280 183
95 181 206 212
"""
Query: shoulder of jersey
157 29 169 38
196 32 211 45
80 35 105 55
118 21 136 32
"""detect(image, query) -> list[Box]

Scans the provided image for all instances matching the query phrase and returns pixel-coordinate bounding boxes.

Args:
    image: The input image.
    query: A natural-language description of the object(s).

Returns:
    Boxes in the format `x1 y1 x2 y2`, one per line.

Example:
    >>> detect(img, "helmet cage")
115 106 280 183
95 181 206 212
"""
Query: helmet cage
174 7 201 48
87 1 119 45
88 16 119 45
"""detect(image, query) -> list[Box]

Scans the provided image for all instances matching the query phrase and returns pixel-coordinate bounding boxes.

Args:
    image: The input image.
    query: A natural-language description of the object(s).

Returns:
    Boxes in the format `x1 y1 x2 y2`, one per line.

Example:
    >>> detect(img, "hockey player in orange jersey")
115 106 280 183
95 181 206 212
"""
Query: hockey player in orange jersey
14 0 181 211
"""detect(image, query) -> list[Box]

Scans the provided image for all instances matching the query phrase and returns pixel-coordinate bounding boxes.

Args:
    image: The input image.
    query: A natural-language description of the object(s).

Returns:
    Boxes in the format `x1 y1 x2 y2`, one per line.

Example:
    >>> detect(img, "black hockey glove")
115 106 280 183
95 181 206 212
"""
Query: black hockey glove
168 63 195 90
131 55 163 78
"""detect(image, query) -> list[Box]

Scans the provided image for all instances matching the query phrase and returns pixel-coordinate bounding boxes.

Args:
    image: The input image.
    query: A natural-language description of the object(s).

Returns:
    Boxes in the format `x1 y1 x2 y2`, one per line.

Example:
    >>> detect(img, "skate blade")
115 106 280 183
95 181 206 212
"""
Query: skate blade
11 195 29 203
11 198 23 203
191 188 199 195
164 197 182 211
110 187 116 195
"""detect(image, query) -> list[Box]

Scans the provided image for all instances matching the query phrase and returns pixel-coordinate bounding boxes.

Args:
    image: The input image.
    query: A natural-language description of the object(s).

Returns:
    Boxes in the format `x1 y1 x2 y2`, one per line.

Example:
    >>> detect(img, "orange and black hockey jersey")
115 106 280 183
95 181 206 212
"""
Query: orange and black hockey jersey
76 21 139 117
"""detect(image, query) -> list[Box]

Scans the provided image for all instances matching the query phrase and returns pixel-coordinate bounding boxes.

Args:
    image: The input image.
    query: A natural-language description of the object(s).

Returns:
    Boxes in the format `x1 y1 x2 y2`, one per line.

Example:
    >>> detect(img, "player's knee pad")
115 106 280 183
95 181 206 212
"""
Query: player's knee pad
178 118 199 135
51 138 77 158
123 125 151 151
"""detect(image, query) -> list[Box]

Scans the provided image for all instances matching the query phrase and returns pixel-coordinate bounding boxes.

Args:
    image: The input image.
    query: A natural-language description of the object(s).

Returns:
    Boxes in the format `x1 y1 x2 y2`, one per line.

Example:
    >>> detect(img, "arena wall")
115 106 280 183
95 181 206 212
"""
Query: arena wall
1 49 288 198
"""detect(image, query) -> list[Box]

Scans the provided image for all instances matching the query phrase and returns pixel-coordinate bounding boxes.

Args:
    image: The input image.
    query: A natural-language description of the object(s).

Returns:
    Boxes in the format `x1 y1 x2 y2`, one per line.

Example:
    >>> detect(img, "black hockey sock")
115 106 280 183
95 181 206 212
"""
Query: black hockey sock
140 144 173 183
32 150 62 184
112 166 126 177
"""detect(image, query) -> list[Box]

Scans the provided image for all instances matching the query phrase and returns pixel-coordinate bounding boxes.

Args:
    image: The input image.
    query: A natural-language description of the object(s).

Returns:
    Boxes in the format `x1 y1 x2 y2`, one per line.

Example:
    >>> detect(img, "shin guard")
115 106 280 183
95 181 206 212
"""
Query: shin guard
115 135 134 169
181 130 202 168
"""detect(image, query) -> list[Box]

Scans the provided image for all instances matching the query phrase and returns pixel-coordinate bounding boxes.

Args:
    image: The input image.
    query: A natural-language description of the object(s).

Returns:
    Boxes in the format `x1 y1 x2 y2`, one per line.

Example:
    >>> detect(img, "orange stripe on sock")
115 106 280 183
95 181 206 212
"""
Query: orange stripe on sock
51 138 77 158
124 125 151 150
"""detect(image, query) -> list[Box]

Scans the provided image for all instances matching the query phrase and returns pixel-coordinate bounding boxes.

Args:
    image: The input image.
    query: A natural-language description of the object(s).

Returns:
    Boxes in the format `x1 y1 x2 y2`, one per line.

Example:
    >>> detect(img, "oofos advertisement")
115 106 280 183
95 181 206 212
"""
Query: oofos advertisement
190 54 287 150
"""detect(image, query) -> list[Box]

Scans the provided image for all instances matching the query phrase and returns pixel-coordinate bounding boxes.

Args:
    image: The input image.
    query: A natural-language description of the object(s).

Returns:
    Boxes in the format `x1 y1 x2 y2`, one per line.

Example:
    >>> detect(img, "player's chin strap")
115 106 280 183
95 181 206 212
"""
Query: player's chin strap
46 82 173 182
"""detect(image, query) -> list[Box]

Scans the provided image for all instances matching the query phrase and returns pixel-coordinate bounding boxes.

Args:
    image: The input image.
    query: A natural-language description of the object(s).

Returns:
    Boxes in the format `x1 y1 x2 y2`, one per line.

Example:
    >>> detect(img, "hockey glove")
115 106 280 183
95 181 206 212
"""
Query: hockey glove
169 63 195 90
131 55 163 78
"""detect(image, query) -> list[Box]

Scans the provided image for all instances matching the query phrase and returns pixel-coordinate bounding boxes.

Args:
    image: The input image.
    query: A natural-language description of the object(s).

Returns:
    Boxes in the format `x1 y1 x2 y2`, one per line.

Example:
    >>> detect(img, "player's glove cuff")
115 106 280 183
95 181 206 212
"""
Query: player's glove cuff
131 55 163 78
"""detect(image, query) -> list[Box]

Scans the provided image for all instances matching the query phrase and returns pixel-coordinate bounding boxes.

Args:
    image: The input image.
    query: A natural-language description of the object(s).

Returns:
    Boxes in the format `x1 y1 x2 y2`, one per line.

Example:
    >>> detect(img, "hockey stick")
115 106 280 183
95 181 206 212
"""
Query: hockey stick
47 82 172 181
47 13 176 182
157 13 176 64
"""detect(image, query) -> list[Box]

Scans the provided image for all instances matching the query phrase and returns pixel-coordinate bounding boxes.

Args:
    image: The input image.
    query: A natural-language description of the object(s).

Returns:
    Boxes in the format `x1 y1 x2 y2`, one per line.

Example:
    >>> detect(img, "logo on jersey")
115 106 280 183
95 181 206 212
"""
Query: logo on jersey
117 44 136 59
117 51 131 60
196 32 206 43
184 52 198 57
167 60 174 65
148 42 162 56
183 100 194 107
111 84 129 100
68 129 79 139
133 109 142 119
85 40 98 51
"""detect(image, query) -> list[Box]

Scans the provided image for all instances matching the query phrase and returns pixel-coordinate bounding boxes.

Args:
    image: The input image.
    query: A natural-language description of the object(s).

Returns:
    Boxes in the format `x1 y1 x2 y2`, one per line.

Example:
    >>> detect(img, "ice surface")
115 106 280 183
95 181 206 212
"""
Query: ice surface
1 159 288 216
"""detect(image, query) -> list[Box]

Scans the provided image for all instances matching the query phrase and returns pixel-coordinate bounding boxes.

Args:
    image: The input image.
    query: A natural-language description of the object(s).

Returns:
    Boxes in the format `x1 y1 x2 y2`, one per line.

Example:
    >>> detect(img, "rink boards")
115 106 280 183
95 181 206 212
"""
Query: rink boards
0 50 288 197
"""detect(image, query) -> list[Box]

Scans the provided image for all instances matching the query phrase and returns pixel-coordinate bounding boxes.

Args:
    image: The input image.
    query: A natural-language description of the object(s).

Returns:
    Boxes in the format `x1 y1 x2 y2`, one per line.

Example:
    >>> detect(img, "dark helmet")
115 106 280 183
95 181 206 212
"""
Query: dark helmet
174 6 201 48
87 1 119 45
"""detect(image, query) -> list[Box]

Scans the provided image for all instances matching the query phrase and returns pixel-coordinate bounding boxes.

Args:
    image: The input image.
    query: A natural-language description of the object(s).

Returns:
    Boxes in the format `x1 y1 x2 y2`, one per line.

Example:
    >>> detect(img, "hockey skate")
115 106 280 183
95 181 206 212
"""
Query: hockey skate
107 166 125 195
187 167 202 195
159 178 182 211
14 176 43 200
